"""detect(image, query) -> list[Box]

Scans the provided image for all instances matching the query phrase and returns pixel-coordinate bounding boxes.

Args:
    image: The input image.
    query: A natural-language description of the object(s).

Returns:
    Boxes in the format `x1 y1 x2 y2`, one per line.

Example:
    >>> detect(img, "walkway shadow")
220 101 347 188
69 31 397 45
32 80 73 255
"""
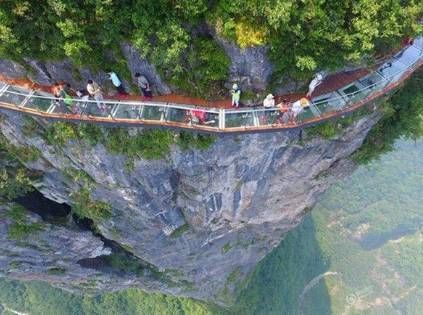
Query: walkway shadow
232 215 332 315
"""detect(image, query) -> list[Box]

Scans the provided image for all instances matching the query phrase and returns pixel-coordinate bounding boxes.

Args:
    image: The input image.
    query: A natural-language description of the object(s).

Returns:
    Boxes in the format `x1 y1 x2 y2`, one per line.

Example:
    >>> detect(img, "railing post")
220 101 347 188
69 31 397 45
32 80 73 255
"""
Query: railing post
19 90 34 107
252 110 260 126
161 103 169 122
219 109 225 130
0 84 9 97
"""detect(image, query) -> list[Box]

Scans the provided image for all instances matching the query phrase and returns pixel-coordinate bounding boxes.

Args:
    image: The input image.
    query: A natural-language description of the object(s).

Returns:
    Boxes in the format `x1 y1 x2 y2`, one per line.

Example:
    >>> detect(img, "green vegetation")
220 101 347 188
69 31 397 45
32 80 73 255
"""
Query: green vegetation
46 267 67 276
0 133 41 162
170 223 190 238
42 122 215 159
43 121 78 146
0 167 33 201
21 116 41 137
71 188 112 223
210 0 422 81
6 204 43 240
177 131 216 150
63 167 94 187
1 1 421 96
354 70 423 163
221 242 232 254
105 128 173 160
0 278 214 315
305 105 374 139
0 135 35 201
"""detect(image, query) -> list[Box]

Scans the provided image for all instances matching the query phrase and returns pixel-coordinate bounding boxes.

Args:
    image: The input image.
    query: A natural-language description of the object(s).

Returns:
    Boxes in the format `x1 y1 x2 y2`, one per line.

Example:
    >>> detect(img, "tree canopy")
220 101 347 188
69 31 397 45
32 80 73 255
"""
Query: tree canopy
0 0 421 94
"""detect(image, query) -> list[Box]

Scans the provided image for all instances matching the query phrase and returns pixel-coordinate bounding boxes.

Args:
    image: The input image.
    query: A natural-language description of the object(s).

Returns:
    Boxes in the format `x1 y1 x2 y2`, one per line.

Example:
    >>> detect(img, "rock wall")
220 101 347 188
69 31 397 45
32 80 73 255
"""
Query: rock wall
0 107 381 305
0 44 170 95
212 34 273 92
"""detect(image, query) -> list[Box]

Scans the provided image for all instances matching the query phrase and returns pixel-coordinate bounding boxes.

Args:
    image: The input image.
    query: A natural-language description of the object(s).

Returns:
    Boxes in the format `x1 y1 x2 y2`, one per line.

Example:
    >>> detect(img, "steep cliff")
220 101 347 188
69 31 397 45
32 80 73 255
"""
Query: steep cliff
0 107 381 305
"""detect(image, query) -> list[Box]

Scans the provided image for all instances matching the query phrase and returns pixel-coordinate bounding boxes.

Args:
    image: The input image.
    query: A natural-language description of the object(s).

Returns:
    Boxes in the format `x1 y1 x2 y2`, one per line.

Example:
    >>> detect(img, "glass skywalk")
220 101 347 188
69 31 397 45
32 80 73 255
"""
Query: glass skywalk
0 37 422 134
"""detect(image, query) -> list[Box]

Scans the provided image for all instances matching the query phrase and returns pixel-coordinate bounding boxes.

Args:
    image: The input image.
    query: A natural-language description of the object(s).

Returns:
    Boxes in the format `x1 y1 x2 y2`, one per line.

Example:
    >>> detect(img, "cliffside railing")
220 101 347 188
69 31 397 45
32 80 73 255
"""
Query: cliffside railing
0 37 422 134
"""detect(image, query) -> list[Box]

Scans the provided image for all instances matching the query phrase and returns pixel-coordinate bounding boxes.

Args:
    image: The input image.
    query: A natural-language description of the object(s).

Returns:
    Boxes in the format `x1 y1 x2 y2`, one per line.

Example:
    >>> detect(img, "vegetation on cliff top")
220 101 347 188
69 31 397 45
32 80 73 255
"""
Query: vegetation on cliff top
0 1 421 95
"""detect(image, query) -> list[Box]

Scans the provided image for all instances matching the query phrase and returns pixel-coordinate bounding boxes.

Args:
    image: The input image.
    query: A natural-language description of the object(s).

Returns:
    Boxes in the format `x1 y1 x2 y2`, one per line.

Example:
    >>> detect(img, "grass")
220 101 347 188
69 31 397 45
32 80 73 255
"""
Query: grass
71 188 112 223
170 223 190 238
46 267 67 275
42 122 215 161
221 242 232 254
7 204 44 240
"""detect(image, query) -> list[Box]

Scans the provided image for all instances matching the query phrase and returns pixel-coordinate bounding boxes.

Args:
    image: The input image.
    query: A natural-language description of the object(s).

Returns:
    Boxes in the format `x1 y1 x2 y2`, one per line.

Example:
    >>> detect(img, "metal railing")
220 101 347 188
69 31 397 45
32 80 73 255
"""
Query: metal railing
0 37 422 134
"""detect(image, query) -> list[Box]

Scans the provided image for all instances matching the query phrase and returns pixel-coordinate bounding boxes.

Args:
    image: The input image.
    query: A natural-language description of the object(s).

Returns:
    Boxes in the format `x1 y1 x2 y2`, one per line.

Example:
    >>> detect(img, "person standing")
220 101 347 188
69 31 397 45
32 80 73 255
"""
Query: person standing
86 79 109 116
106 71 127 95
59 85 74 113
231 84 241 108
263 94 275 108
135 73 152 99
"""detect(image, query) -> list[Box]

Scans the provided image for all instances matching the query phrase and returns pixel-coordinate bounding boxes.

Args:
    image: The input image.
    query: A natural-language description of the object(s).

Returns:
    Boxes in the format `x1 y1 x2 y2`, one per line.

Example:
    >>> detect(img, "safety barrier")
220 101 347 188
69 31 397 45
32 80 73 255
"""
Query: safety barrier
0 37 422 134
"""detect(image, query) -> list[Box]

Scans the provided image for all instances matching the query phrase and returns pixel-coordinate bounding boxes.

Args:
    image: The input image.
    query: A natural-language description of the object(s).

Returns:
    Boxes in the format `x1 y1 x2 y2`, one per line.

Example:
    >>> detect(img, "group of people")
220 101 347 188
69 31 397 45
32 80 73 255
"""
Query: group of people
230 71 324 123
50 70 325 125
52 71 153 117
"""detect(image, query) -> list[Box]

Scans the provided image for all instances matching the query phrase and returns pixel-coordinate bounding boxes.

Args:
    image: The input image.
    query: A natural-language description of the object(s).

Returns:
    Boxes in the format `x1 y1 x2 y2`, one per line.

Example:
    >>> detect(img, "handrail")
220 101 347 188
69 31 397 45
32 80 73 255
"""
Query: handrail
0 38 422 134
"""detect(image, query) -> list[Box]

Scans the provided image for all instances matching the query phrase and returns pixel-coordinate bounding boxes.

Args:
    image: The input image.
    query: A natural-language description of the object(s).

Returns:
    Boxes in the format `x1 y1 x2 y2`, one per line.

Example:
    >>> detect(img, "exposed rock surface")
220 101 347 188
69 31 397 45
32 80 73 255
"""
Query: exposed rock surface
0 45 169 94
0 60 27 79
0 107 381 305
0 204 111 289
120 42 172 95
212 34 273 92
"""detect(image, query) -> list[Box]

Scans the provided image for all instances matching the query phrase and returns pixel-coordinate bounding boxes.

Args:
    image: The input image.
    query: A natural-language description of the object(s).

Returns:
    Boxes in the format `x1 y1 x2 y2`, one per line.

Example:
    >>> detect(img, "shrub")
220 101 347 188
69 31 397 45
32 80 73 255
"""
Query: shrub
71 188 112 223
7 204 43 240
0 168 34 201
43 122 77 146
177 132 216 150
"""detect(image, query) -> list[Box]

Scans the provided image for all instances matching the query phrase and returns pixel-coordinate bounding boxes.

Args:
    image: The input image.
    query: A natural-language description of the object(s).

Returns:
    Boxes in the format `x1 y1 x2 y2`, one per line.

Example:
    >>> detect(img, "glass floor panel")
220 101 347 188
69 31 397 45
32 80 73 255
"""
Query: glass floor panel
202 112 219 128
25 92 54 112
412 37 423 51
0 86 28 105
377 59 408 82
393 45 423 67
313 92 347 114
297 107 316 122
113 103 141 119
358 72 387 90
338 82 371 104
256 109 280 126
167 107 188 123
225 111 255 128
141 105 166 121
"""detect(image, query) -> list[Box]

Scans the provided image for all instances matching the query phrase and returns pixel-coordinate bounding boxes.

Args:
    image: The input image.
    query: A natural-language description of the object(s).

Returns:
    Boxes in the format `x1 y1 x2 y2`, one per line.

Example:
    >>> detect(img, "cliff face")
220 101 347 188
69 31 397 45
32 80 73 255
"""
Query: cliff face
0 107 381 305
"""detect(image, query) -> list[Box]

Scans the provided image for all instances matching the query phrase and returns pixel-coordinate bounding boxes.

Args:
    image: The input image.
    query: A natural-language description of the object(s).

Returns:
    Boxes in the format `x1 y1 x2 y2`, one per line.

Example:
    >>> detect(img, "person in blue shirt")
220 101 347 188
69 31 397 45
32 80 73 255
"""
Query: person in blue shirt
106 70 128 95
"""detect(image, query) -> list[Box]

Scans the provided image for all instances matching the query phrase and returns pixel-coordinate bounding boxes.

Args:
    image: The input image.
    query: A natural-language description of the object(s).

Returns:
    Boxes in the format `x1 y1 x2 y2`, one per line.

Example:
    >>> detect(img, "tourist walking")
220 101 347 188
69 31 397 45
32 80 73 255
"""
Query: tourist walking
231 84 241 108
86 80 110 116
59 86 74 113
106 70 127 95
135 73 152 99
306 72 324 98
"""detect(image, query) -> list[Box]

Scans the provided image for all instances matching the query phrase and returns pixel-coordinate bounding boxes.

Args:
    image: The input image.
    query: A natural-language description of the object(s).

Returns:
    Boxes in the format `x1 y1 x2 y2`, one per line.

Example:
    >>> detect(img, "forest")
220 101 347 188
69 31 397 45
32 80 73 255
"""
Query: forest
0 0 422 96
